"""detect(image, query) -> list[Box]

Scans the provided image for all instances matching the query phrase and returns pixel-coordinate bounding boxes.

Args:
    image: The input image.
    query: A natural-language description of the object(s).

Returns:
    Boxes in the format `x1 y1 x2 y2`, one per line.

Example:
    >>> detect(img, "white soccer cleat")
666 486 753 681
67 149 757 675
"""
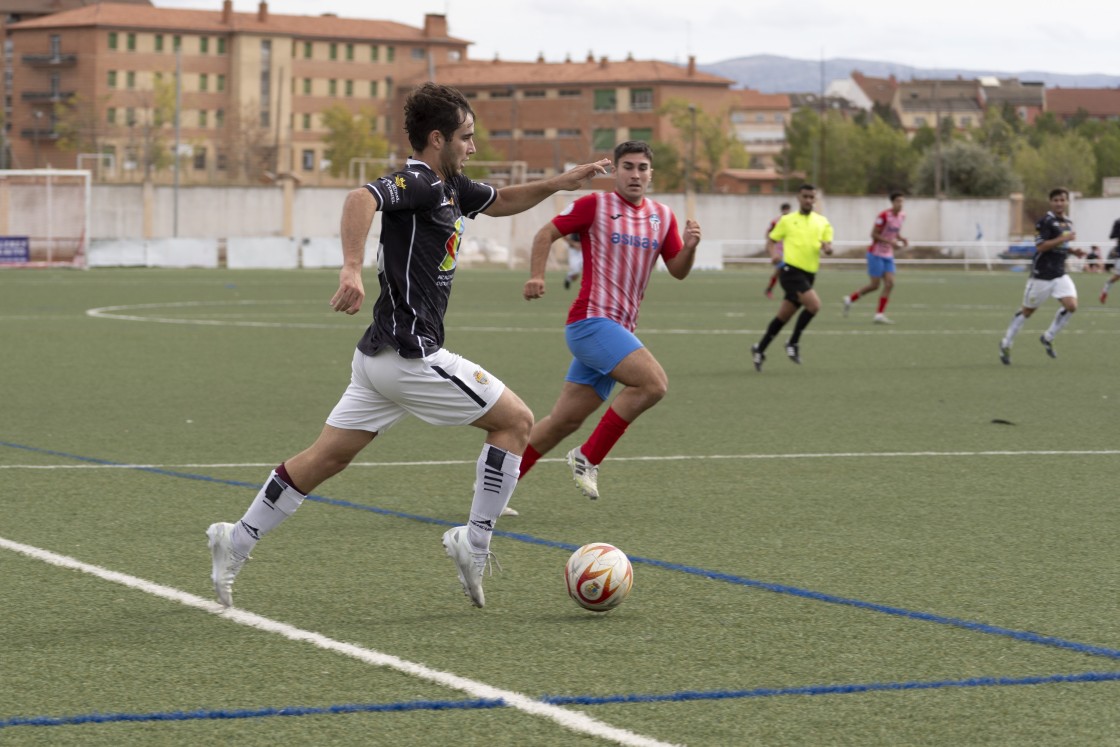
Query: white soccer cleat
500 505 519 517
207 522 248 608
873 313 894 325
842 296 852 317
566 447 600 499
442 525 495 608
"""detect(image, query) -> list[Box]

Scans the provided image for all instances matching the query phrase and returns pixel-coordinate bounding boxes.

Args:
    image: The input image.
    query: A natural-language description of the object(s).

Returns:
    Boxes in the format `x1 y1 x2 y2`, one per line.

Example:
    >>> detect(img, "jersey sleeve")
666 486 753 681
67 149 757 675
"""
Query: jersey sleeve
365 170 440 212
658 211 684 260
552 194 597 236
822 219 834 243
768 215 787 242
1034 215 1058 246
451 175 498 218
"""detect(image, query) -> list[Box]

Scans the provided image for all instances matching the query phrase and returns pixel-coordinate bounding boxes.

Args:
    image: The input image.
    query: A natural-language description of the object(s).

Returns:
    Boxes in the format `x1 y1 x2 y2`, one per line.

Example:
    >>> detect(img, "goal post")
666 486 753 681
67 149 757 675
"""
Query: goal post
0 169 92 269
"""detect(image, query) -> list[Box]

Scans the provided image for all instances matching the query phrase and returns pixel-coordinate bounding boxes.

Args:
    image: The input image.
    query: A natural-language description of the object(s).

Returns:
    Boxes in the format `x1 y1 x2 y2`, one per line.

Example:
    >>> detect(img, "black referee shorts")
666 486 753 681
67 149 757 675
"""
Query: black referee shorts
779 264 816 303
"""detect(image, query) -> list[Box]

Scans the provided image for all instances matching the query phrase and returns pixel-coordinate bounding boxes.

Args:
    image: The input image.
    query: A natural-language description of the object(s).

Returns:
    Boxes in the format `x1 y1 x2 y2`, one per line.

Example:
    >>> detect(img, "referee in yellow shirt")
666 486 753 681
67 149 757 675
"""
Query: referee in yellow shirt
751 183 834 371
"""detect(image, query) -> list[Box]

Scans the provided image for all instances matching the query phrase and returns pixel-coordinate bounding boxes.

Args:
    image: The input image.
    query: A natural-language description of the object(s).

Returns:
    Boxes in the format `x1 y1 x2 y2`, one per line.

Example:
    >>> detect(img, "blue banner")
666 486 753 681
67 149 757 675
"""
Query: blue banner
0 236 30 263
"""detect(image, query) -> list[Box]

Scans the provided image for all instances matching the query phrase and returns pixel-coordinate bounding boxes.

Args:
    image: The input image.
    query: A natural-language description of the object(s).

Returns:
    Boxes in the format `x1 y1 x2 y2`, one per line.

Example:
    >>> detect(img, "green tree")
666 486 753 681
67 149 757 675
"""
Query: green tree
818 112 870 194
1091 128 1120 195
863 118 917 194
320 104 388 178
649 140 684 192
462 122 504 181
909 125 937 154
1012 132 1096 198
912 140 1020 197
660 98 742 192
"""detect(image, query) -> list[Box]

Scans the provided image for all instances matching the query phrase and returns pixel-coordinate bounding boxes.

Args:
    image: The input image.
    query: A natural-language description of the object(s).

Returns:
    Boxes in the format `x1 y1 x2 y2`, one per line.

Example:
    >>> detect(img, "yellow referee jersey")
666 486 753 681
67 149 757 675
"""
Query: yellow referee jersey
769 210 834 273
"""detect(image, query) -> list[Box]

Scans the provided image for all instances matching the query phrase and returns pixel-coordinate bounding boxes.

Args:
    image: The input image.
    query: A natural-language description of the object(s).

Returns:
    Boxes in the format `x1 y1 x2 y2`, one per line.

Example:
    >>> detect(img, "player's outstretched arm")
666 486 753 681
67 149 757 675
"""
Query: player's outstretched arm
524 223 563 300
331 188 374 315
664 219 702 279
486 159 611 217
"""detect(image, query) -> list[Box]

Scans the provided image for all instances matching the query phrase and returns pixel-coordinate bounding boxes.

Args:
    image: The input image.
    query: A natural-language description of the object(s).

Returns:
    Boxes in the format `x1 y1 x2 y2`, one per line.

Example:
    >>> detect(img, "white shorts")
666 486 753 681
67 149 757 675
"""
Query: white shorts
1022 275 1077 309
326 347 506 433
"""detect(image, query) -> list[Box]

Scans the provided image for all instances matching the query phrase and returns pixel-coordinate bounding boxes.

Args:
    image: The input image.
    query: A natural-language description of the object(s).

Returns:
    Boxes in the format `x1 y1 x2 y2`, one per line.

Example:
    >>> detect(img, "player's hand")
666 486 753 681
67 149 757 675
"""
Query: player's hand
555 159 612 191
523 278 546 300
331 266 365 314
683 219 701 250
822 243 833 256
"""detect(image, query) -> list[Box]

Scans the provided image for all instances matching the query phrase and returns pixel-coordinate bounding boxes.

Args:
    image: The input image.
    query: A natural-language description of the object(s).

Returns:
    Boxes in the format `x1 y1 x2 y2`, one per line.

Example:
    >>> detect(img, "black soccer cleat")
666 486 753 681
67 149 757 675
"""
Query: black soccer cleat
999 343 1011 366
1040 335 1057 359
750 344 765 372
785 343 800 364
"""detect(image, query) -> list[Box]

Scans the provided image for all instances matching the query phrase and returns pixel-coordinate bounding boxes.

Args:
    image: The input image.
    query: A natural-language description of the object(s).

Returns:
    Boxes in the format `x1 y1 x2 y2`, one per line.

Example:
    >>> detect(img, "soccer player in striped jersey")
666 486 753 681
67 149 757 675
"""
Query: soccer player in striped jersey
842 191 908 324
513 141 701 503
764 203 791 298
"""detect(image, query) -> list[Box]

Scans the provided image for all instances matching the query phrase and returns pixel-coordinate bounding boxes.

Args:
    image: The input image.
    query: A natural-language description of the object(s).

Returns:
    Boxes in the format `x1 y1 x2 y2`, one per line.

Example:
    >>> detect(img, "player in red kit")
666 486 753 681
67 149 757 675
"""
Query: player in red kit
843 191 908 324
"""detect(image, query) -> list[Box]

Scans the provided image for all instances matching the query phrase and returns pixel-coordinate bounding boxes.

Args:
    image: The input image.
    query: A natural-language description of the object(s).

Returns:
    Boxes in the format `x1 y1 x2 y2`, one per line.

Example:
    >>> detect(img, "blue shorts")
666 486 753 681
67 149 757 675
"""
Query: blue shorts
564 318 644 401
867 254 895 278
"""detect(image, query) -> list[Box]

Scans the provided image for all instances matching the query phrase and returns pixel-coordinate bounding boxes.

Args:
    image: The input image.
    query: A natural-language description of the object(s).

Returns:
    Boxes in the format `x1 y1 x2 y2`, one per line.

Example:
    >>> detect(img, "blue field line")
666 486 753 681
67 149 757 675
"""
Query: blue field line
4 671 1120 731
5 440 1120 662
0 698 505 730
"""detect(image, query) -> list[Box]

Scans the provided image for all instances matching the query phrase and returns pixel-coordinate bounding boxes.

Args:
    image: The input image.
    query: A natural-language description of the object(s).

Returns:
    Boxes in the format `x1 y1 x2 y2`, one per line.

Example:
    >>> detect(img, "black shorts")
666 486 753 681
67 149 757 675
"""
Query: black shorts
778 264 816 303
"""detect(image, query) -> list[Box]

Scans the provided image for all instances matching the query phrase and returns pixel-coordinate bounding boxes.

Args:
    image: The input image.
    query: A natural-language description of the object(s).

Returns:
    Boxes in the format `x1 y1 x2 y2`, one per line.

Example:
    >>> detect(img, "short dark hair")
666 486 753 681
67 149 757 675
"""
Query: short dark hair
403 82 475 152
780 203 791 211
1049 187 1069 200
889 190 904 202
798 183 816 192
614 140 654 163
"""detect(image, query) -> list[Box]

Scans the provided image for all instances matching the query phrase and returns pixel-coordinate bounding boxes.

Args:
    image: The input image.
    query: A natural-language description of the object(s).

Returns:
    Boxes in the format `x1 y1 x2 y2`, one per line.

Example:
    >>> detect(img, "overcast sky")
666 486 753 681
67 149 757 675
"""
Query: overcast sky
156 0 1118 77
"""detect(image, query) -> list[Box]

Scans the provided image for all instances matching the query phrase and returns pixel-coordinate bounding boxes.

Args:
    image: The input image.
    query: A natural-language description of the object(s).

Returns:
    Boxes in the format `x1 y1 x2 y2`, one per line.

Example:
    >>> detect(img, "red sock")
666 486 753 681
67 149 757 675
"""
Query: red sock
766 276 777 290
878 297 889 314
581 407 630 465
518 443 542 478
275 462 305 495
849 291 860 302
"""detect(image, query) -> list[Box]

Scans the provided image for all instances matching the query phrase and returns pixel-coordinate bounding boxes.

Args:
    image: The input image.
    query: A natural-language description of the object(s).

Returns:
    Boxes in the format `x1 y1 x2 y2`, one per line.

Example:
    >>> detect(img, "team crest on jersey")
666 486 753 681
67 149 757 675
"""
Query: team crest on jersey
648 214 661 228
473 370 490 385
394 176 406 189
439 215 465 271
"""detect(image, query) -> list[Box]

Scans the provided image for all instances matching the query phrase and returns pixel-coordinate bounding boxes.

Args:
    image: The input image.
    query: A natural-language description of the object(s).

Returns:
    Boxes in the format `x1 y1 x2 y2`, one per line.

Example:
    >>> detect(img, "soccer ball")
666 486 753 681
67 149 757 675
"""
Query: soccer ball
564 543 634 612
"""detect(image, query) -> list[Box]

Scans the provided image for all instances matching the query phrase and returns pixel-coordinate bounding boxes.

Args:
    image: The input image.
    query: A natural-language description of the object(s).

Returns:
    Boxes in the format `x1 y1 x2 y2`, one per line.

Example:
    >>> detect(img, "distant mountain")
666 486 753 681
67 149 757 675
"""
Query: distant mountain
699 55 1120 94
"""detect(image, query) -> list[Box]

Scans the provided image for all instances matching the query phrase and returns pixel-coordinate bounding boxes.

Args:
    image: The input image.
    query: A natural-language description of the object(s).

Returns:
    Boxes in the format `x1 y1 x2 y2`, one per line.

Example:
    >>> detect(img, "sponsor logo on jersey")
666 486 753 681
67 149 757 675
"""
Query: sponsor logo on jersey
439 215 465 271
610 232 660 249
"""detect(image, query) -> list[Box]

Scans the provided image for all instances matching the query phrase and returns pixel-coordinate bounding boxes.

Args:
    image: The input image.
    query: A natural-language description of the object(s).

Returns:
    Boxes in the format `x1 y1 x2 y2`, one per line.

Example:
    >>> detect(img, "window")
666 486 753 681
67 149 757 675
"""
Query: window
630 88 653 111
125 107 136 126
523 90 546 99
489 130 512 138
108 32 118 51
915 116 927 126
961 116 972 127
756 114 765 123
107 107 116 124
386 46 395 62
369 80 379 98
523 129 545 138
217 74 225 92
154 34 163 52
107 70 117 88
173 35 181 51
559 89 581 98
302 149 315 170
346 43 354 61
329 43 337 60
557 128 581 137
302 78 311 94
593 89 616 112
345 80 353 97
370 45 379 62
217 150 227 170
411 47 426 60
260 40 271 128
217 38 226 54
216 109 224 127
304 42 312 59
593 128 615 150
629 127 652 142
329 79 337 96
127 33 136 51
200 37 209 54
199 73 208 92
126 71 135 89
303 113 311 130
490 89 512 99
775 114 784 123
198 110 208 127
193 147 206 170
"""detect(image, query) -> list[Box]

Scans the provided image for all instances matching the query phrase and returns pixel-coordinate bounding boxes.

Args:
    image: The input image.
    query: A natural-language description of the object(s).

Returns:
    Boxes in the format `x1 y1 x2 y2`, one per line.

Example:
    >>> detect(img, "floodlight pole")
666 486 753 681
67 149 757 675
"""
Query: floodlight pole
173 47 181 237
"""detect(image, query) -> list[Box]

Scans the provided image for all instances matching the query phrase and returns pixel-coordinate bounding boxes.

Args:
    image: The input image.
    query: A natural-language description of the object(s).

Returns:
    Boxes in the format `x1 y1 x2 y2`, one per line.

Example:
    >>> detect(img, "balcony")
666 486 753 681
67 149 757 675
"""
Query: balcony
21 53 78 67
19 127 59 141
21 90 74 103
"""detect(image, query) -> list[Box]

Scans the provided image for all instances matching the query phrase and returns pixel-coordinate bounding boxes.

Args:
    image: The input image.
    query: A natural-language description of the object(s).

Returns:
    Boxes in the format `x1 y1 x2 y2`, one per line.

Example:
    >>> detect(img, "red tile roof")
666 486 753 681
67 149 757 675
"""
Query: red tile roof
732 89 790 110
851 71 897 107
433 58 732 88
1046 87 1120 118
7 2 468 44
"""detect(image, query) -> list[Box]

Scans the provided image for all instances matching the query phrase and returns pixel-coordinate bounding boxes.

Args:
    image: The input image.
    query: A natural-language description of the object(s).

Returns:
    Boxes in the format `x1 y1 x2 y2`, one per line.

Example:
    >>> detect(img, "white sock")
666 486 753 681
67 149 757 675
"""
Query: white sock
1002 311 1027 348
231 469 306 557
1105 279 1115 293
467 445 521 552
1045 308 1073 340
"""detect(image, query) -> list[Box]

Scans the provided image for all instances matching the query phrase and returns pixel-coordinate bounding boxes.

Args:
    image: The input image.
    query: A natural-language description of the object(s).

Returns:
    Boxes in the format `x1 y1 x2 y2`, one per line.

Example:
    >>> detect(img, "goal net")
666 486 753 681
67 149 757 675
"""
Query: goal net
0 169 91 269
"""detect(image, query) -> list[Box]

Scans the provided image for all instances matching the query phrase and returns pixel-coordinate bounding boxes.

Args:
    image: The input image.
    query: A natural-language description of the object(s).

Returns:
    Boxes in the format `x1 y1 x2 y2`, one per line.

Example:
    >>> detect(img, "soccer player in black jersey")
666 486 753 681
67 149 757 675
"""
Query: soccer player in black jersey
999 187 1087 365
207 83 609 609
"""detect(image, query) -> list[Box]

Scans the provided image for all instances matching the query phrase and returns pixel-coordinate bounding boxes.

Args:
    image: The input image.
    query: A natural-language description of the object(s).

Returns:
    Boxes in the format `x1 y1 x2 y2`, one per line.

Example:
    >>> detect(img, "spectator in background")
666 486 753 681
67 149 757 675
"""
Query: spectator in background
1102 218 1120 303
563 232 583 290
1085 245 1102 272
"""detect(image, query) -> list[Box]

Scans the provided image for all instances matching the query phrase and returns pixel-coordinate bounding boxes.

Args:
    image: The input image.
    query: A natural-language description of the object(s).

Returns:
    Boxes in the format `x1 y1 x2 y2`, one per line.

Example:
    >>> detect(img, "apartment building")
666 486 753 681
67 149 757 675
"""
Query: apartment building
892 78 986 133
5 1 467 182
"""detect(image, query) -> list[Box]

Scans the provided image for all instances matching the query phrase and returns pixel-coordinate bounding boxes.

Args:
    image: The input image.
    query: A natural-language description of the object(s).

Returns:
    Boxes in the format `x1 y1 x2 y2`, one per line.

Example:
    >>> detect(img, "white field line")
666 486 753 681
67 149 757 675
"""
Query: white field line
2 450 1119 471
0 536 679 747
